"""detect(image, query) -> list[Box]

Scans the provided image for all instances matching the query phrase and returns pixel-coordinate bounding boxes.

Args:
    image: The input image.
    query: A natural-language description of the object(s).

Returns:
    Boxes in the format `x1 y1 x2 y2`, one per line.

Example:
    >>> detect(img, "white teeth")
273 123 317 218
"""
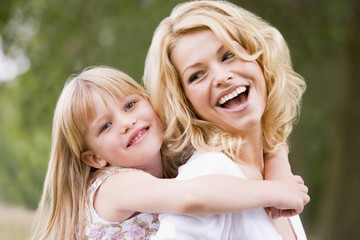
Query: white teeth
218 86 246 105
129 129 146 146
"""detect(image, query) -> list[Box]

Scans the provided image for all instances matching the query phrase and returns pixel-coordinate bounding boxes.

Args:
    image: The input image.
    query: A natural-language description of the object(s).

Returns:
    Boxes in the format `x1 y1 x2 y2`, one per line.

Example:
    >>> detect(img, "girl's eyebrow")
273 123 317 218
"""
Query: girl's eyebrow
88 115 106 134
216 45 226 55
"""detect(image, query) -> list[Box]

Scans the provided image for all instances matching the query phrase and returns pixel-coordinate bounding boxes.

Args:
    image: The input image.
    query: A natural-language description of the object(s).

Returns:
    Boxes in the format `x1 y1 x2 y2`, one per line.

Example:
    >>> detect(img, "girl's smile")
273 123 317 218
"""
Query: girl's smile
127 126 150 147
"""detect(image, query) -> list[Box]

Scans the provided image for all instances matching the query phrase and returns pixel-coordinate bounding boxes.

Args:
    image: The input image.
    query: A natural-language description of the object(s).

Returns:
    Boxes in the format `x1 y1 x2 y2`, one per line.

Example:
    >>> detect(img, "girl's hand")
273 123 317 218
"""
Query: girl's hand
269 175 310 219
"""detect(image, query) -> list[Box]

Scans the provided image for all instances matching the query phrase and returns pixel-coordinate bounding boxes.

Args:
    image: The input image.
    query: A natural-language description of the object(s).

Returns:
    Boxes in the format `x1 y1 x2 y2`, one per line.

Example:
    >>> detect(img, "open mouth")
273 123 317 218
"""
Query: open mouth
127 127 149 147
217 86 249 109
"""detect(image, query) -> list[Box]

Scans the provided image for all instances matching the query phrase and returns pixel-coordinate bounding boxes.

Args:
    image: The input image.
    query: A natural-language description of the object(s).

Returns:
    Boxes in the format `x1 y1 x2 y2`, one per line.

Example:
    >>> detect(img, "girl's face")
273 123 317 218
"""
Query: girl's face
83 90 164 177
171 29 267 135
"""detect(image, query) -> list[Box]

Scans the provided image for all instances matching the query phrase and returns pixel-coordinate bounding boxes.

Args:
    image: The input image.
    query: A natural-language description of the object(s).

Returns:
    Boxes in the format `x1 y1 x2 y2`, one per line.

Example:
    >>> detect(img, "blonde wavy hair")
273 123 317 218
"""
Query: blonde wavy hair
31 66 148 240
143 0 306 177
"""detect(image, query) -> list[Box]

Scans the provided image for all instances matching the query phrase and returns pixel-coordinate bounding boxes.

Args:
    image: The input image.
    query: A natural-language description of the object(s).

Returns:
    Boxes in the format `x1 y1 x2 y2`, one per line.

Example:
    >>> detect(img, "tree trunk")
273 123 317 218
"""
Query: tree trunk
319 1 360 238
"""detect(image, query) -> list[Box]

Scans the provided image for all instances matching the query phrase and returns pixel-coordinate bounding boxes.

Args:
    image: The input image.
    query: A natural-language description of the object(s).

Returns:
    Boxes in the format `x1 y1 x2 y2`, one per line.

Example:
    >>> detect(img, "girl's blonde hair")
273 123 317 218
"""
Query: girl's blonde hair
143 0 306 177
31 66 147 240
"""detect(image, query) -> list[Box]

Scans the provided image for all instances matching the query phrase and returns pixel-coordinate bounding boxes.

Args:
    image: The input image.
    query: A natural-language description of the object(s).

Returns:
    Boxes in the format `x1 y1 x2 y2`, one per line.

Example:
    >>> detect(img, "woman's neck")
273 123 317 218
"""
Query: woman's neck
237 127 265 178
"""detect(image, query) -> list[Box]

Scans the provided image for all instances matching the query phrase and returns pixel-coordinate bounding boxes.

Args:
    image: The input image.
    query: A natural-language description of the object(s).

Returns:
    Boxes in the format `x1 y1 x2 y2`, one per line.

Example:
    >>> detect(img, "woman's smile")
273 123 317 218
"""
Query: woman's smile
216 85 250 112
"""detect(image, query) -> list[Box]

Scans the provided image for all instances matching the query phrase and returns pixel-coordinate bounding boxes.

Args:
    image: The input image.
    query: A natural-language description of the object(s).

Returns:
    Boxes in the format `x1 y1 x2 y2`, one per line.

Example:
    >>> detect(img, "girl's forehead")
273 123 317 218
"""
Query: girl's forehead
90 86 129 102
89 87 146 106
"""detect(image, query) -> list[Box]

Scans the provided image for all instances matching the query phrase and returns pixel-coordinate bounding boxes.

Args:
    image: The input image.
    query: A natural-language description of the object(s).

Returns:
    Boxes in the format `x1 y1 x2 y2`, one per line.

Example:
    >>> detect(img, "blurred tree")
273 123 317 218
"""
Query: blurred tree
317 0 360 239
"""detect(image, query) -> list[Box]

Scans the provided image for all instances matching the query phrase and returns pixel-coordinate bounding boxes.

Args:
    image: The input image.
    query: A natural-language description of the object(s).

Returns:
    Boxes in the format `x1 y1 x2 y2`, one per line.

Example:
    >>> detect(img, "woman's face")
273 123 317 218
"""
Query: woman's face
171 29 267 134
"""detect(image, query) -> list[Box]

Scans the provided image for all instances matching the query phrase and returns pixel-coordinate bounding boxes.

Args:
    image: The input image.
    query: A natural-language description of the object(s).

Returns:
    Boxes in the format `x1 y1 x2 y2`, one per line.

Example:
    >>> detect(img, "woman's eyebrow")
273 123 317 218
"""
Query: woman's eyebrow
182 44 225 76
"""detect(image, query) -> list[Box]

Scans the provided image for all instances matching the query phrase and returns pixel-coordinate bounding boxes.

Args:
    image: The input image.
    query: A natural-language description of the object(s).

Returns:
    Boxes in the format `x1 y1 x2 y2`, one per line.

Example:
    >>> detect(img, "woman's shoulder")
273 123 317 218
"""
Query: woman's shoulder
187 150 238 167
191 150 231 160
176 150 245 179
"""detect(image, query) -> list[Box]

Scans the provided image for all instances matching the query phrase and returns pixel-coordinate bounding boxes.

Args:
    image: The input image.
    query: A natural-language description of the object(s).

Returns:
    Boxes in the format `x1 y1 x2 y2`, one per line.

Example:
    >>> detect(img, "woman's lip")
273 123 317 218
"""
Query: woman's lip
215 84 249 106
127 127 149 147
217 98 250 112
214 86 251 113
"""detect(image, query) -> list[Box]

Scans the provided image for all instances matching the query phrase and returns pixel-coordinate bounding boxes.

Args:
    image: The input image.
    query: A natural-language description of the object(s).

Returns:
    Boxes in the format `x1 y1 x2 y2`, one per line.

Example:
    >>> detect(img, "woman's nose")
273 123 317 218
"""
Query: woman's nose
212 66 233 87
120 118 137 134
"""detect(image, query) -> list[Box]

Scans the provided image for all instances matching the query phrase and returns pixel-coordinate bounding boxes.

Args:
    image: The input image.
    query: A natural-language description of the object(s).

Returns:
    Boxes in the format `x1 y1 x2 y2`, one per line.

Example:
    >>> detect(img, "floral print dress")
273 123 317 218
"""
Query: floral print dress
84 168 159 240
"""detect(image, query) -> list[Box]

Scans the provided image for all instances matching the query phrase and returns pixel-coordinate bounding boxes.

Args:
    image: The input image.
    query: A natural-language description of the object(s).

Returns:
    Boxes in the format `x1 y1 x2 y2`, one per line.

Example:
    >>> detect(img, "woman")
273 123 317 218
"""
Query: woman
144 1 307 239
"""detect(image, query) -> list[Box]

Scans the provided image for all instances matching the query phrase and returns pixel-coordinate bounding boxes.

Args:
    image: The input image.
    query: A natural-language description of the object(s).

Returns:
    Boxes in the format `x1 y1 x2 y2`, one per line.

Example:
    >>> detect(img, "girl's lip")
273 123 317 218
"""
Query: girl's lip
127 126 150 147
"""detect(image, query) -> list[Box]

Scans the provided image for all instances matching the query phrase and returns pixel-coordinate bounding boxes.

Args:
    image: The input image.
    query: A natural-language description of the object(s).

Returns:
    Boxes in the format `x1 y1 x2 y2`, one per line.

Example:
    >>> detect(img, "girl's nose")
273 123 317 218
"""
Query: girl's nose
120 118 137 134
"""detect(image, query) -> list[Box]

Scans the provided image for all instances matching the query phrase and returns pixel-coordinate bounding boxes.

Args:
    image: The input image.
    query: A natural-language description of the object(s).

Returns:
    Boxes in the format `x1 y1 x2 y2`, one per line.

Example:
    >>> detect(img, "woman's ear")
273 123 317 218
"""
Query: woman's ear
81 151 107 169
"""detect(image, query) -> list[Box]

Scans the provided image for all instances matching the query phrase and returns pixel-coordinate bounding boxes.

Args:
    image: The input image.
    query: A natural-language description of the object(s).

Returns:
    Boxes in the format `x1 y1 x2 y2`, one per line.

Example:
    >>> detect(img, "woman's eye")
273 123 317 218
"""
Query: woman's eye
189 71 204 83
125 101 135 111
222 52 235 61
100 122 111 133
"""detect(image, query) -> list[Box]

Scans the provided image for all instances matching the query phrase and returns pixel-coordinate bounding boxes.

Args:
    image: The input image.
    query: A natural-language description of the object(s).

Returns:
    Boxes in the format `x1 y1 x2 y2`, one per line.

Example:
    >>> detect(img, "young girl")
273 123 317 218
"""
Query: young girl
31 66 309 240
144 1 308 239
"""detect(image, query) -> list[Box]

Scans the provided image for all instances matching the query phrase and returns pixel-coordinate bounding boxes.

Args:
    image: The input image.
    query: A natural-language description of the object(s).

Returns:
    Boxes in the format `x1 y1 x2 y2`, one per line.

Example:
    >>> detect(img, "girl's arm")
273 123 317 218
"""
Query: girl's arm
264 145 308 218
264 145 293 180
95 170 309 222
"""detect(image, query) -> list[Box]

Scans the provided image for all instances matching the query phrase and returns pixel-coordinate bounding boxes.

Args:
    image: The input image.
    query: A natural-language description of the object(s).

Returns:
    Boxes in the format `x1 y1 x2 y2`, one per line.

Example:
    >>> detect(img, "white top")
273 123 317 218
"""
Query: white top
153 150 307 240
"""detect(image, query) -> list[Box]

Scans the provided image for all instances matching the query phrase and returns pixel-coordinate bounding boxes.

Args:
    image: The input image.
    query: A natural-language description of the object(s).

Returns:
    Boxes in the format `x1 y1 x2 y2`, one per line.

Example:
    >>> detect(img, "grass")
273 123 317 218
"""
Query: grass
0 202 35 240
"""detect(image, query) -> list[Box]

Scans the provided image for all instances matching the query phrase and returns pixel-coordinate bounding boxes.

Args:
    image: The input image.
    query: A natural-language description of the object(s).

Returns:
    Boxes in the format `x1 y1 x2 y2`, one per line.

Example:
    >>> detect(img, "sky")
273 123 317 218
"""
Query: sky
0 37 30 82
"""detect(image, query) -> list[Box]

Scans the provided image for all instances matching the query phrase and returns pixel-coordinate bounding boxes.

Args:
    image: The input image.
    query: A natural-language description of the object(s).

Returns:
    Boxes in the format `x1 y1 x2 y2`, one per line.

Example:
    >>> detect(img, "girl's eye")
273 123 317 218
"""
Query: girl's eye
100 122 111 133
222 52 235 61
125 101 135 111
189 71 204 83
